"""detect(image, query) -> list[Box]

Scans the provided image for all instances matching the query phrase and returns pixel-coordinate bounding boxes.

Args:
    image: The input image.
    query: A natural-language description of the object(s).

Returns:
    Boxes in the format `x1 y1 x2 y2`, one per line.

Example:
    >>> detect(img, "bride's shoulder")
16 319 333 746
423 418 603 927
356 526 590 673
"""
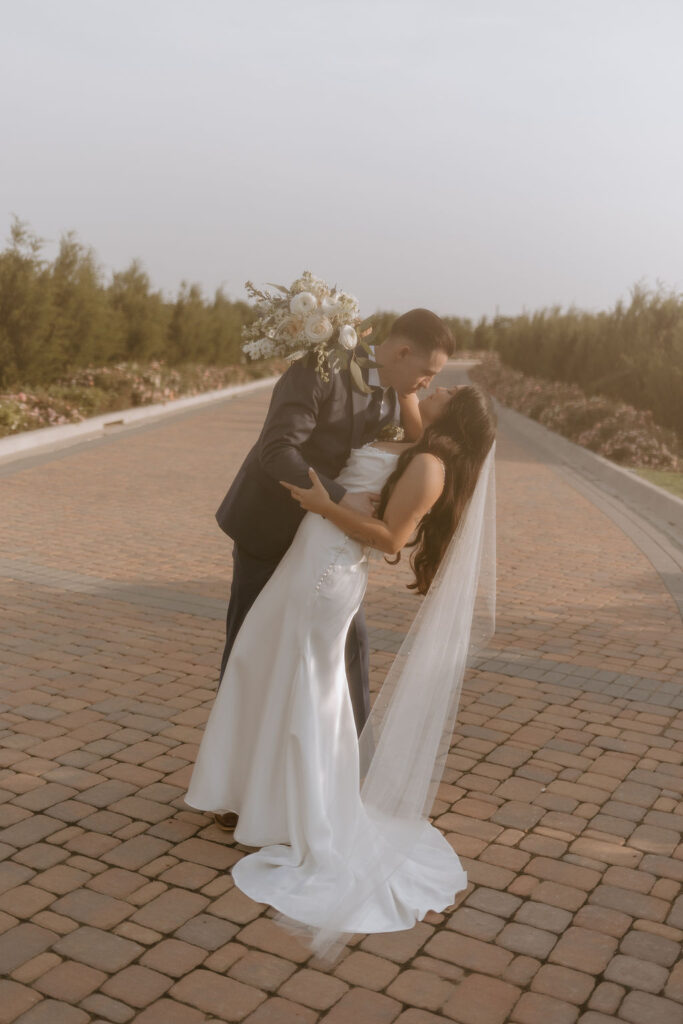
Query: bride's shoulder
407 451 446 475
397 451 446 494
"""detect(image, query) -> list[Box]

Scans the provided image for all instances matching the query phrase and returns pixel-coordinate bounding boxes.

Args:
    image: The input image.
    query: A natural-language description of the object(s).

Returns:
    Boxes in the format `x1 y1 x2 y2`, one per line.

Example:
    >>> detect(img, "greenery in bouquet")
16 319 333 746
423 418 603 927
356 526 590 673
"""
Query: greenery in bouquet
241 271 377 394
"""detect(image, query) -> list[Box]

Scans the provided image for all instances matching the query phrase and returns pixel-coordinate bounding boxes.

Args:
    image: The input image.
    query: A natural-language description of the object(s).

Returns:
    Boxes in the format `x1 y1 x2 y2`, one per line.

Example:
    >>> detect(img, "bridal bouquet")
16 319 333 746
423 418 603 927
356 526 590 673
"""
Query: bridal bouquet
240 271 377 394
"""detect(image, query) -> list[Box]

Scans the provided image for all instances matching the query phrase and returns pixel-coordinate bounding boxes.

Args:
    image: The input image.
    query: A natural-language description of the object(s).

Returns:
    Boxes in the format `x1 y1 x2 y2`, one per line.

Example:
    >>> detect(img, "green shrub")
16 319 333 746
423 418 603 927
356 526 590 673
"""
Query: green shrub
0 215 258 391
471 284 683 436
470 352 680 471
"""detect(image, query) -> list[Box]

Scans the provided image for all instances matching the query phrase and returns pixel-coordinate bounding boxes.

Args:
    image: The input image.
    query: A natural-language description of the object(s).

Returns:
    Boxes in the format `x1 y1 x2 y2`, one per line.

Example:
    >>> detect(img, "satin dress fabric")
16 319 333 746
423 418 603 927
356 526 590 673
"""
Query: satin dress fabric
184 443 467 934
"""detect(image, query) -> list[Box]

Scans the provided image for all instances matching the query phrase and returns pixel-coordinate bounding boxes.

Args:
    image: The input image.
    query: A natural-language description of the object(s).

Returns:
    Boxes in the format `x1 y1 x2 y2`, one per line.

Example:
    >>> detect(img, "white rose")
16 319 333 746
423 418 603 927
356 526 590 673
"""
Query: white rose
304 314 334 344
324 289 358 313
338 325 358 350
290 291 318 315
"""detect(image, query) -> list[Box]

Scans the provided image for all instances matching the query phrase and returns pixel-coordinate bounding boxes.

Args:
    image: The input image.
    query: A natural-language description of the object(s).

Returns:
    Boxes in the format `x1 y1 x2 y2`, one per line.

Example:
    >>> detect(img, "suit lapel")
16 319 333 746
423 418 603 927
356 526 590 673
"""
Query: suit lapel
349 361 372 449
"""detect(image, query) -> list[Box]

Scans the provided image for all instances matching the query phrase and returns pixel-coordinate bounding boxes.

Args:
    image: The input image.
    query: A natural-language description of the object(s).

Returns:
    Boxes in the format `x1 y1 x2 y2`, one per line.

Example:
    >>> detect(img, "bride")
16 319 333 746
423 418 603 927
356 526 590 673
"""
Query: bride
184 381 496 965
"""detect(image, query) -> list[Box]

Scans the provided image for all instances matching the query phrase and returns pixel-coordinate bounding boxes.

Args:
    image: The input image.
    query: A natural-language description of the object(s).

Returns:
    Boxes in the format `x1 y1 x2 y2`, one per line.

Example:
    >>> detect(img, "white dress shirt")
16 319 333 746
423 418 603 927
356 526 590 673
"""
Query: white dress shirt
366 347 398 421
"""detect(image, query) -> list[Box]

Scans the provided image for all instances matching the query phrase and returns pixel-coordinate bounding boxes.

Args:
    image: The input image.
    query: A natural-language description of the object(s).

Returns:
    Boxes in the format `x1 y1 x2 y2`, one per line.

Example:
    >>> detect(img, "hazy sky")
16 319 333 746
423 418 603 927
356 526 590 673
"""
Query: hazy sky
2 0 682 320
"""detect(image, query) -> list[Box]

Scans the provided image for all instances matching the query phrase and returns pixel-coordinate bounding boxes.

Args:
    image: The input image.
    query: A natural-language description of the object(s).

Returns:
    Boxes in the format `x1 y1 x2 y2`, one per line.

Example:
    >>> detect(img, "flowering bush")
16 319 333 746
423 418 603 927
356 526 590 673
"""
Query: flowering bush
0 358 286 438
469 352 681 471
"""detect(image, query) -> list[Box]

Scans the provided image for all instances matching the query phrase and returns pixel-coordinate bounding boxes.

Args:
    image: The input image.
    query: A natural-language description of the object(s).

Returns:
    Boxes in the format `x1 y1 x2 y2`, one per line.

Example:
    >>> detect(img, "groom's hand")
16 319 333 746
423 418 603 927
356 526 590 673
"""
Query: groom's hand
340 491 381 518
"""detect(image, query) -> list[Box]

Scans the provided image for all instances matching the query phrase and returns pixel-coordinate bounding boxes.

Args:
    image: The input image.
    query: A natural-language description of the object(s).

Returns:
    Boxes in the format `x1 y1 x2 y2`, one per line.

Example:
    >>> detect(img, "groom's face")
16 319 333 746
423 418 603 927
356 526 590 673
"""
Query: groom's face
381 338 449 397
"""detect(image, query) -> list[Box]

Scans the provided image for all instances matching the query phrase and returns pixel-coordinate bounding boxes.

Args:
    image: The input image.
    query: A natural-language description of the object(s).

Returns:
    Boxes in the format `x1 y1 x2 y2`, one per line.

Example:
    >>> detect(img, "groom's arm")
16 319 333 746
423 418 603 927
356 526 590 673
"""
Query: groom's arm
258 354 347 504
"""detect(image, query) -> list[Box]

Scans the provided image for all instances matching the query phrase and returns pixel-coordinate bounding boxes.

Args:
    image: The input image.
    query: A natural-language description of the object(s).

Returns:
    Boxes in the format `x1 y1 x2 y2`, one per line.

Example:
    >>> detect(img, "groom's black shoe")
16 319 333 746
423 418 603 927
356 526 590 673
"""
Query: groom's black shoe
213 811 239 831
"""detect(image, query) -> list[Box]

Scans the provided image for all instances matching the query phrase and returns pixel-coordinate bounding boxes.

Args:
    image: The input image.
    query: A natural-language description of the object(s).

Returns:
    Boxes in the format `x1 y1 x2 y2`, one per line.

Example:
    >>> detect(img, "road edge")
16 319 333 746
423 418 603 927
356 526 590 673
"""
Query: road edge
0 376 280 466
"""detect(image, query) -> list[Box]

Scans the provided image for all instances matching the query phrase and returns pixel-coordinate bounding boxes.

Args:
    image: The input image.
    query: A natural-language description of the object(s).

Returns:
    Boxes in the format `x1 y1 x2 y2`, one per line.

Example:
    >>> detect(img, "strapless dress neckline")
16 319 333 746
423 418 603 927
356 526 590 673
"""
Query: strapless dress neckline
363 443 401 457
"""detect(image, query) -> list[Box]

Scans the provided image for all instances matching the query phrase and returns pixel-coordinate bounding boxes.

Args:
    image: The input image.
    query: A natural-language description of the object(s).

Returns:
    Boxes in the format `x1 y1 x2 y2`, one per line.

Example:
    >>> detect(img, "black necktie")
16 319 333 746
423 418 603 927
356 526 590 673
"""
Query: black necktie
377 387 397 431
362 386 386 445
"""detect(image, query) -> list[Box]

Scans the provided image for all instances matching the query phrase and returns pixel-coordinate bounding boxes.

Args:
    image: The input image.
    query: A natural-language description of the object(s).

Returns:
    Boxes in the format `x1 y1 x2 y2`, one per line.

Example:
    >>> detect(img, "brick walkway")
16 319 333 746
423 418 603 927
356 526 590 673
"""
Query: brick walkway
1 375 682 1024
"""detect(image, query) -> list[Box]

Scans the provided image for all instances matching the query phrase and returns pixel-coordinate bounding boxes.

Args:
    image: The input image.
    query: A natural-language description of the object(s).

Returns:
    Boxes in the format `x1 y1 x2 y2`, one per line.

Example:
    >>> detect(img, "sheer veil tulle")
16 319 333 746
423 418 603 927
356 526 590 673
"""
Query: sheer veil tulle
270 440 497 967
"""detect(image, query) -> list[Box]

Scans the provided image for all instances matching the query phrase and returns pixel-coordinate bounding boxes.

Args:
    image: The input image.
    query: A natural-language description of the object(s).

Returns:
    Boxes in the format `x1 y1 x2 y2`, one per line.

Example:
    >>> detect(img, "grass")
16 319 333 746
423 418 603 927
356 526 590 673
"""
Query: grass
633 468 683 499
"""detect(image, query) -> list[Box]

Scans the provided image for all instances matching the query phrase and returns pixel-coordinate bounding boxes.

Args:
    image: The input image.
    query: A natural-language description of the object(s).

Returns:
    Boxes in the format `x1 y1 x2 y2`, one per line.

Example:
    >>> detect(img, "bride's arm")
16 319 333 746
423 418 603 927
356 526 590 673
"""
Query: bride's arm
397 392 423 441
280 454 444 555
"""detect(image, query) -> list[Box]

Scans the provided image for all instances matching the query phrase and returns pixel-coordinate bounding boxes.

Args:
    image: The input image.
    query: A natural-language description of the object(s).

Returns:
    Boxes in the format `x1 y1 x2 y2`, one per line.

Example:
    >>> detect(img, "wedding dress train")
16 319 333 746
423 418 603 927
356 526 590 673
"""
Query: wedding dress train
184 443 468 946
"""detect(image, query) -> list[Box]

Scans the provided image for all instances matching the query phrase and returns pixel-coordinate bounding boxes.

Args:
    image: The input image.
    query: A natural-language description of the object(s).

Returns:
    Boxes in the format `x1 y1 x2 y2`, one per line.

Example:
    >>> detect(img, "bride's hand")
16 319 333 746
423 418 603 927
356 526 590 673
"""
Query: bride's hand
397 391 423 441
280 468 332 515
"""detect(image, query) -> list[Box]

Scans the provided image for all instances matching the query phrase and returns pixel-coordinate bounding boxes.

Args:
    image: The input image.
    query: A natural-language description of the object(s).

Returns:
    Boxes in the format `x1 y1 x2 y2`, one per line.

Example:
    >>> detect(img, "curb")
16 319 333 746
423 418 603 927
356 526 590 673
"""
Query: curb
0 375 280 466
445 361 683 614
3 360 681 552
493 400 683 550
451 360 681 540
0 358 482 468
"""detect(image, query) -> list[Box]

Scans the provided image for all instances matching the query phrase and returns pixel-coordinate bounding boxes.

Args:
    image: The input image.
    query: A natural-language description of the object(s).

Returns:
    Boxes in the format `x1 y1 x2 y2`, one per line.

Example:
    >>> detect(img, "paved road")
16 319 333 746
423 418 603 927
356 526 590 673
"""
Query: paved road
1 372 682 1024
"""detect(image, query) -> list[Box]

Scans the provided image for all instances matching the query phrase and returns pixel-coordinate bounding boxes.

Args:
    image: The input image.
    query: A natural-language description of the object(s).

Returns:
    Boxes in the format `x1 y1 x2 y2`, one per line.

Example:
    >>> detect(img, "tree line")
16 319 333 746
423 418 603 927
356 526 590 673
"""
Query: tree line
1 216 680 436
446 286 683 436
0 216 254 389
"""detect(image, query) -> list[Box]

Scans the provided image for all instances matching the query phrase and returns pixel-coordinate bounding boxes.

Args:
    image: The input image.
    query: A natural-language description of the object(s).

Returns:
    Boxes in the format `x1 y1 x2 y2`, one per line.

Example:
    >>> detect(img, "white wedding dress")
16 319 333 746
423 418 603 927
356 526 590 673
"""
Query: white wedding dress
184 442 468 940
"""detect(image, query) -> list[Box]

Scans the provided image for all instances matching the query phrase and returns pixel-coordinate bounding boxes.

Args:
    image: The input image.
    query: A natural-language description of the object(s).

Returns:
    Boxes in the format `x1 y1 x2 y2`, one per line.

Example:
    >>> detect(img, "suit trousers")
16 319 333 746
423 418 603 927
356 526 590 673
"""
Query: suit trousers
219 542 371 738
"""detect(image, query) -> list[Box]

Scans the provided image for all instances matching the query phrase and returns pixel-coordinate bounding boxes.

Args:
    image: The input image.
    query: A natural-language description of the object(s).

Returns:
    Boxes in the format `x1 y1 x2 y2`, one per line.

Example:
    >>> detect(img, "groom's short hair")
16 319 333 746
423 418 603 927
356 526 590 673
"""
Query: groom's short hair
387 308 455 357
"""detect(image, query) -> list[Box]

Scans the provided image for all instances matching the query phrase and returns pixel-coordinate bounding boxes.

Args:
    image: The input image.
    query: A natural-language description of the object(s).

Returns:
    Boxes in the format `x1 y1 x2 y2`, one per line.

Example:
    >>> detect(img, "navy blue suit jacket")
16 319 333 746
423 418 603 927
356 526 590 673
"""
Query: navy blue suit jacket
215 352 397 562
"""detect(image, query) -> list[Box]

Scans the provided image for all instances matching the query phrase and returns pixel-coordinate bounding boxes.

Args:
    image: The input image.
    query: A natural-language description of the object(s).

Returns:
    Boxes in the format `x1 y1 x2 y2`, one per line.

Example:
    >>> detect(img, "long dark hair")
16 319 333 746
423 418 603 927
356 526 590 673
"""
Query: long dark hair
376 385 496 595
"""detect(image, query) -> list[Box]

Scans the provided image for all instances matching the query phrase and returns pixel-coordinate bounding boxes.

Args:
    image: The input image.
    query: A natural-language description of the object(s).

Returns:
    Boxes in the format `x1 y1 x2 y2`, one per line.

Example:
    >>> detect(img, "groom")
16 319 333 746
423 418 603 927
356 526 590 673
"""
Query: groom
213 308 454 828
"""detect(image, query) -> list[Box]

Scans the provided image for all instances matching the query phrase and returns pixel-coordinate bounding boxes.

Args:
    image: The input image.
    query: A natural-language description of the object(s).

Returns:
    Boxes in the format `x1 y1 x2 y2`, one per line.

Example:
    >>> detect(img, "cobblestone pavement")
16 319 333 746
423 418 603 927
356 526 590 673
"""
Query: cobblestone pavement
1 373 682 1024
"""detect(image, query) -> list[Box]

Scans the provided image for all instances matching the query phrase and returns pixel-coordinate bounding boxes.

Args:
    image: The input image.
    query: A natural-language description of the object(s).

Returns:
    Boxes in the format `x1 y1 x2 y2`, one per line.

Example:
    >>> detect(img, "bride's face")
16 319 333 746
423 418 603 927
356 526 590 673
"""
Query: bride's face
419 385 459 426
